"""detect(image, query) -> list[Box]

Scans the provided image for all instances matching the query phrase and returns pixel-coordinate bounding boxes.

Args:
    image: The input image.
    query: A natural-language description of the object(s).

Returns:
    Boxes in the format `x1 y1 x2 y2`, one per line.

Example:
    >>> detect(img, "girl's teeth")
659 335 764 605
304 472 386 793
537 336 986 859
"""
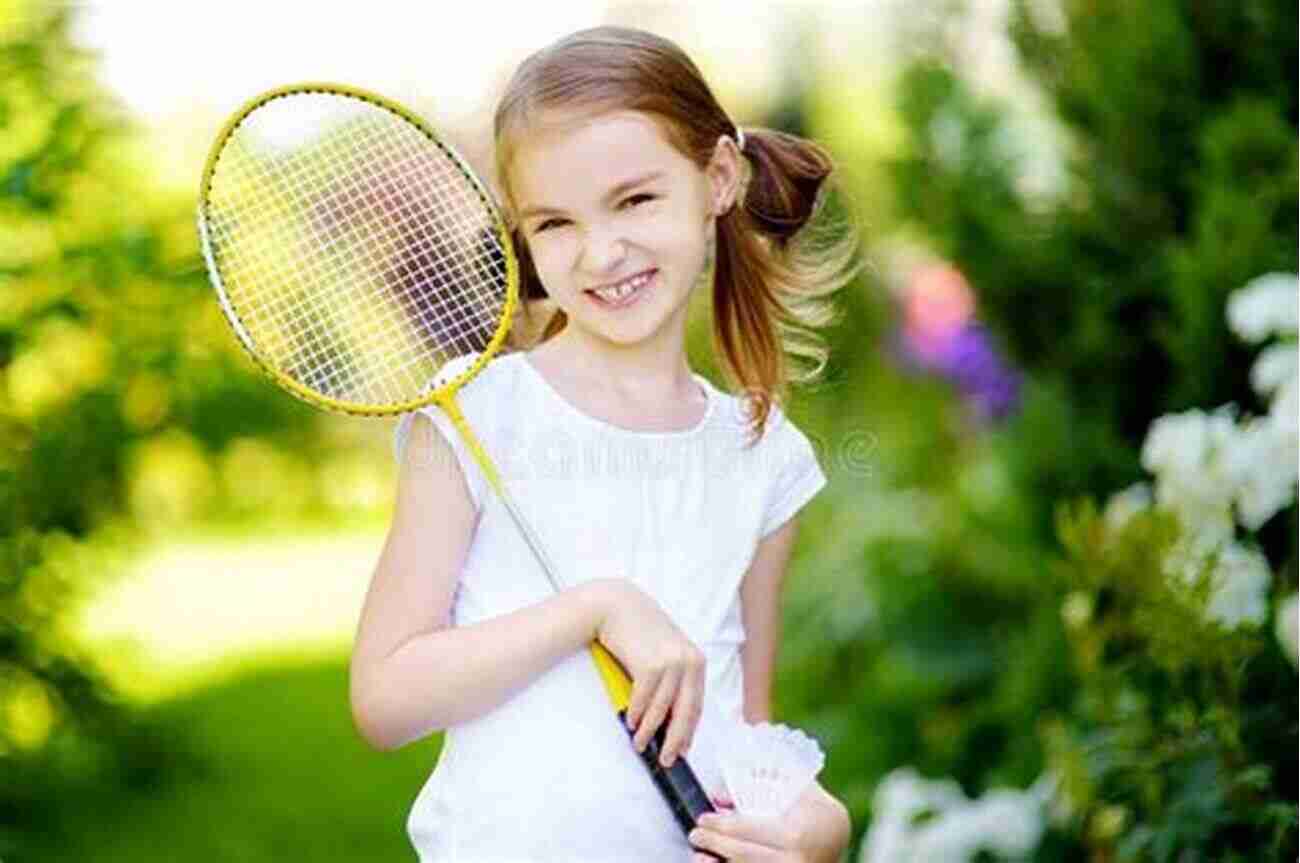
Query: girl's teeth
595 272 650 301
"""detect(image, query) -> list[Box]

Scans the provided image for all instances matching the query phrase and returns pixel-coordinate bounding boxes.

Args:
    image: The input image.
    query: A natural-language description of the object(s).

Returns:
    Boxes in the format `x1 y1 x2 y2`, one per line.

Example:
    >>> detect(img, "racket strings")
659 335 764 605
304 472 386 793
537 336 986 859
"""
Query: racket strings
203 92 510 407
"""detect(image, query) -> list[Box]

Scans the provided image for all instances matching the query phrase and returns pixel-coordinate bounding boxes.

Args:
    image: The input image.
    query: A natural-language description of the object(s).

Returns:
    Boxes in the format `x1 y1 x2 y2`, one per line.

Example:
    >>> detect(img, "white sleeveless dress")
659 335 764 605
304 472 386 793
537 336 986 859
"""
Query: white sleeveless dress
391 350 827 862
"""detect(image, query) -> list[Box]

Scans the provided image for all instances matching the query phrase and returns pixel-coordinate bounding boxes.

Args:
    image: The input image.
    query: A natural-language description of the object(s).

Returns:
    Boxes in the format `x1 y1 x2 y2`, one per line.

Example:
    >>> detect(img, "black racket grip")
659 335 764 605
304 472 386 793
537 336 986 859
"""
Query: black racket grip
619 708 726 862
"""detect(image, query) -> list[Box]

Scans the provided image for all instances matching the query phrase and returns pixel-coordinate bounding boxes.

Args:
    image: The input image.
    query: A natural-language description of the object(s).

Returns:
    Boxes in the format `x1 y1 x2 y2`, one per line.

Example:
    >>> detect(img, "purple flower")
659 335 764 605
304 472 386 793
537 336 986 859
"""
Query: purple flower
892 322 1022 423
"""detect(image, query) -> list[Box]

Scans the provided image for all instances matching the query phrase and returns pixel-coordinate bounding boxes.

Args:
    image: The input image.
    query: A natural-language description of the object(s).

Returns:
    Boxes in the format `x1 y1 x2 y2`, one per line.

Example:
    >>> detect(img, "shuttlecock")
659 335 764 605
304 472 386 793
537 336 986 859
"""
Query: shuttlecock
715 720 826 818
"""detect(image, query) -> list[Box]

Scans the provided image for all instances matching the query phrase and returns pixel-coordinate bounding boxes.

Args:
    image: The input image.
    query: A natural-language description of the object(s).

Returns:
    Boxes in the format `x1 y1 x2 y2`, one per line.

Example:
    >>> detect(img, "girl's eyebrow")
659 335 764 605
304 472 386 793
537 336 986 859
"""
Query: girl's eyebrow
518 170 665 221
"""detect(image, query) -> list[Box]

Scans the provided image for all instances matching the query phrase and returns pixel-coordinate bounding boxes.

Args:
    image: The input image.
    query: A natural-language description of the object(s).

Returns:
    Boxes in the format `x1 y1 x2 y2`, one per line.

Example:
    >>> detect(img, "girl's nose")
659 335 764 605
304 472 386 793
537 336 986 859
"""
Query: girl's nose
578 227 628 275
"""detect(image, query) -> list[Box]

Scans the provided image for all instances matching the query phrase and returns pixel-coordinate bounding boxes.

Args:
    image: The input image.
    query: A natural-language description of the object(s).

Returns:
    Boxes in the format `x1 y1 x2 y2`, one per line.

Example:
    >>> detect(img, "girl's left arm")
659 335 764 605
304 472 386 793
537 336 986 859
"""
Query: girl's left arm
734 515 853 862
739 515 799 725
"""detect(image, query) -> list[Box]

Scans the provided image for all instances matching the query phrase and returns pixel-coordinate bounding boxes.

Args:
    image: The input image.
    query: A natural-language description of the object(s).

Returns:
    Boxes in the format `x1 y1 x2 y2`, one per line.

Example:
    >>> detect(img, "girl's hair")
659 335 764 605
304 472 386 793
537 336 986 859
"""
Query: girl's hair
493 25 860 444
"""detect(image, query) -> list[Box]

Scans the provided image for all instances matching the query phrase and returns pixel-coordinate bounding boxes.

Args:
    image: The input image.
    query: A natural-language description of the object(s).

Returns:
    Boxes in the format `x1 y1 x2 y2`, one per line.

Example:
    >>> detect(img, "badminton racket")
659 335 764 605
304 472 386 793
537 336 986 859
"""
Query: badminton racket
195 82 721 851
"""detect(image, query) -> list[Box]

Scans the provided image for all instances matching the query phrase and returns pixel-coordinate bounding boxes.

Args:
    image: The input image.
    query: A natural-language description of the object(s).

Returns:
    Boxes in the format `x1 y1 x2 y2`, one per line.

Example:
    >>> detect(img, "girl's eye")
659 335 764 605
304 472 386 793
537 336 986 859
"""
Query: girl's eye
622 193 657 208
533 218 569 234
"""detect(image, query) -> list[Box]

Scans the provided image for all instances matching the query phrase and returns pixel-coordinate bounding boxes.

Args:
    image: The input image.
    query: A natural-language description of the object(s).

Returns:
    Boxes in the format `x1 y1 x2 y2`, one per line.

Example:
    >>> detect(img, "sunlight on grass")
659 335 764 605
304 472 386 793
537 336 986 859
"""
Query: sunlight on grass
69 529 387 704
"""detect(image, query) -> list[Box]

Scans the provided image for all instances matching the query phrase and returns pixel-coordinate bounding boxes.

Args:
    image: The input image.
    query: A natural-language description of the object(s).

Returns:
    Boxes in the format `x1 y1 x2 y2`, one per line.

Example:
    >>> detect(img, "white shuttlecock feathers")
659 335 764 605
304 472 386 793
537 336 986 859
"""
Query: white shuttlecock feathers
716 720 826 818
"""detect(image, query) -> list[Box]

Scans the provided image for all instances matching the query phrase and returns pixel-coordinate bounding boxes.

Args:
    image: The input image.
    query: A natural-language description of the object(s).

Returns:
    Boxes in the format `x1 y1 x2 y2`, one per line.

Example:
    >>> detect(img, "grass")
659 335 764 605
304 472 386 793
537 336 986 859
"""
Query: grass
18 528 443 861
28 648 442 862
69 529 387 705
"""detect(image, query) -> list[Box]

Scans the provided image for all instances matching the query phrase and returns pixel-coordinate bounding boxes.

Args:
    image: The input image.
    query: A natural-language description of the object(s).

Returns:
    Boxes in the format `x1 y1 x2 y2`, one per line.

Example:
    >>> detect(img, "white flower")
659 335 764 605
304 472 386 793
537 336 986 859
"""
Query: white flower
1276 594 1298 668
1139 398 1296 537
1205 542 1272 628
1250 341 1298 402
1116 273 1294 632
911 789 1045 860
1162 538 1271 629
1227 272 1298 343
860 768 965 863
1271 374 1298 436
860 767 1051 863
1140 407 1240 545
1226 415 1298 530
1141 407 1240 481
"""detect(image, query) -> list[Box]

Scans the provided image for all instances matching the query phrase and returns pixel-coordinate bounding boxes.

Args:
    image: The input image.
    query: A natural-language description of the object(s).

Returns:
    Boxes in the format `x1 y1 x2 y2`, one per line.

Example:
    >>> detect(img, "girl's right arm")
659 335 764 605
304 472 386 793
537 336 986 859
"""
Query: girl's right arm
348 412 611 751
350 412 708 763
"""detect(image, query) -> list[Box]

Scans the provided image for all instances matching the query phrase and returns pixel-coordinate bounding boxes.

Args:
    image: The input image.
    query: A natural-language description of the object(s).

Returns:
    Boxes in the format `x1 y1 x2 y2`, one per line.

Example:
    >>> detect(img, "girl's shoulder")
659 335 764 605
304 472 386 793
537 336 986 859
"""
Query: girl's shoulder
710 388 816 453
390 351 526 509
392 350 521 443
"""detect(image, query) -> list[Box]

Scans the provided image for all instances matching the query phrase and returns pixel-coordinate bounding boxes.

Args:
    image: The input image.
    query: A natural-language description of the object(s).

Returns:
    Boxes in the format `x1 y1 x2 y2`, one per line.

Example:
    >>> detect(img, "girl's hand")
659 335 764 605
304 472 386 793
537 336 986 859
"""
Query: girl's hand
688 781 852 863
592 579 707 768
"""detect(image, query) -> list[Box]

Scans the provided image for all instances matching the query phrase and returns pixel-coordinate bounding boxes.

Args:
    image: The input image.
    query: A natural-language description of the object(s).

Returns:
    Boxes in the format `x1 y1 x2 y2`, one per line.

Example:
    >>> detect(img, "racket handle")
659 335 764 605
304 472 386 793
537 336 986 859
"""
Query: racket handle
619 708 727 862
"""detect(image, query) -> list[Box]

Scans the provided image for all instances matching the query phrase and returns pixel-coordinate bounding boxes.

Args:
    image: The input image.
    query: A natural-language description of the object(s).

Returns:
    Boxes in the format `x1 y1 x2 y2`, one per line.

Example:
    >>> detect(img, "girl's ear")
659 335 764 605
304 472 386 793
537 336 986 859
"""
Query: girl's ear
705 134 746 217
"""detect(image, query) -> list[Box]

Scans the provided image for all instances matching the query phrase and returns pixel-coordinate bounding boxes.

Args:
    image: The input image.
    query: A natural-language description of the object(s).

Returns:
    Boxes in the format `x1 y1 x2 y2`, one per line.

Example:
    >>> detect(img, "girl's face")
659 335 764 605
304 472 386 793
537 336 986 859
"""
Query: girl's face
508 109 740 352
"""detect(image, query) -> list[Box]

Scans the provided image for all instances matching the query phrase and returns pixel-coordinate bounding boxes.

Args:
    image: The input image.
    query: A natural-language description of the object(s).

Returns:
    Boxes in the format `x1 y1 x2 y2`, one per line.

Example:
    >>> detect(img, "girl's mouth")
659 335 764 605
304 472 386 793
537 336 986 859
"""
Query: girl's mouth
585 269 657 310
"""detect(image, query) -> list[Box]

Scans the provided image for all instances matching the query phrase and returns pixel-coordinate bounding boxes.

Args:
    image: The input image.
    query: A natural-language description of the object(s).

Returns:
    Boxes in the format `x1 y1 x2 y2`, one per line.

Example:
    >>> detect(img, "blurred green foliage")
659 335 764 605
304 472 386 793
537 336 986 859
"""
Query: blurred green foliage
21 654 440 861
890 0 1297 546
1 8 185 851
0 5 395 855
766 0 1296 859
1049 502 1296 861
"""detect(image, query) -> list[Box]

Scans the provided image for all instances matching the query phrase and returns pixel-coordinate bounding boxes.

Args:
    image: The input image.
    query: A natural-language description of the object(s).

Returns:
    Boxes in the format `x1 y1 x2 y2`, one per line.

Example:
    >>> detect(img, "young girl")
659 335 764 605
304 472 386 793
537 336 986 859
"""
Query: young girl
351 25 857 863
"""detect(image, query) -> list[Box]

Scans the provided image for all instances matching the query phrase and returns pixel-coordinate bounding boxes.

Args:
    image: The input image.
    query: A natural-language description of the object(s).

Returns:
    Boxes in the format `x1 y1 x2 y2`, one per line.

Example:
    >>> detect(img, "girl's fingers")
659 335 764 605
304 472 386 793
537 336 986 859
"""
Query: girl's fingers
695 812 799 854
661 665 704 766
624 666 663 737
634 666 680 752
